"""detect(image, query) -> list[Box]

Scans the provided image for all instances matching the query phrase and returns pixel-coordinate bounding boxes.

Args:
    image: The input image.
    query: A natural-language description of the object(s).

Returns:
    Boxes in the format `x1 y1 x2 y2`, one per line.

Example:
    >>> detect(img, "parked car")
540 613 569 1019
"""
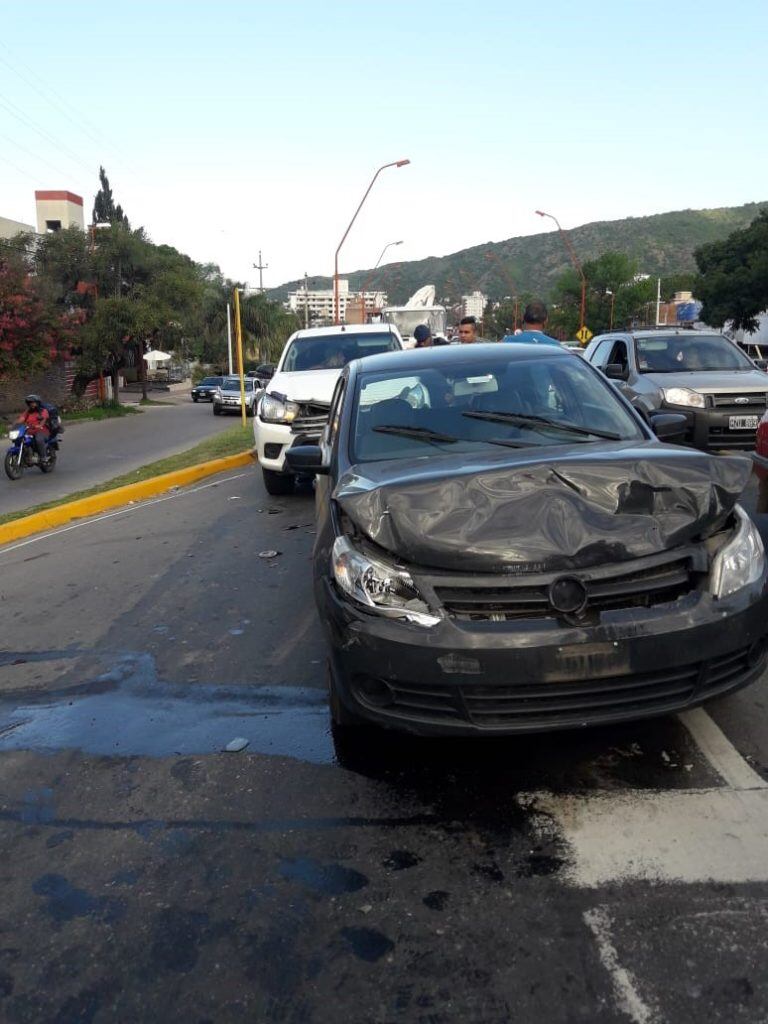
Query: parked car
584 328 768 451
191 376 224 402
286 343 768 735
213 376 259 416
254 323 404 495
254 362 276 381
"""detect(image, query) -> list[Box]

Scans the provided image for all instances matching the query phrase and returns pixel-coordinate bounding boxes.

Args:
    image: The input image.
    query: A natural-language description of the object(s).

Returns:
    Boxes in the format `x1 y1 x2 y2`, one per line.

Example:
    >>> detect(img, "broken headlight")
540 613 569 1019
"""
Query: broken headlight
331 536 441 627
711 506 765 599
260 394 300 423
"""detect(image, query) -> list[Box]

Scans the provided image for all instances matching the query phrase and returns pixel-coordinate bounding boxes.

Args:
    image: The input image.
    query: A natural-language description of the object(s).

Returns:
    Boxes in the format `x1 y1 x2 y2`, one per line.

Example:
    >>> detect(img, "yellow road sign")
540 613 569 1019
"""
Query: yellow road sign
576 325 593 344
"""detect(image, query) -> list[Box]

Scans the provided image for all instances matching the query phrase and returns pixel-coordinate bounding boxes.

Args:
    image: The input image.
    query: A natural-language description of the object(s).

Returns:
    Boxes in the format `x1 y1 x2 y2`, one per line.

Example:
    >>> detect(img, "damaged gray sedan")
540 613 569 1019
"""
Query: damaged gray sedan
286 344 768 735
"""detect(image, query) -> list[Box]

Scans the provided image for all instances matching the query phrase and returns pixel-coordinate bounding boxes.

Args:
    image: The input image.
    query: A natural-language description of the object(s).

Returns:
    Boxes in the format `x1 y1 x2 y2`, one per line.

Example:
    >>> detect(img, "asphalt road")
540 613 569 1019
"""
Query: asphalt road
0 391 239 517
1 467 768 1021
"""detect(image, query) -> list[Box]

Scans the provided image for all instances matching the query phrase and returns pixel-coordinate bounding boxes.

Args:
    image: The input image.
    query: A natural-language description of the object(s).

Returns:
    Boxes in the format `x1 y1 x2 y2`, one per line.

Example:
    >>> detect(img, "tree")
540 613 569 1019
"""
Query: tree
0 240 77 379
92 166 129 227
77 297 159 399
695 210 768 331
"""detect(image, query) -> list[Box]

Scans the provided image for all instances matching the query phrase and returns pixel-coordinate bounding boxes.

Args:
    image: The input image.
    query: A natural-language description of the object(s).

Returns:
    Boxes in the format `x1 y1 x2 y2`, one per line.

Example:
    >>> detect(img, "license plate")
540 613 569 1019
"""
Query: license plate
729 415 759 430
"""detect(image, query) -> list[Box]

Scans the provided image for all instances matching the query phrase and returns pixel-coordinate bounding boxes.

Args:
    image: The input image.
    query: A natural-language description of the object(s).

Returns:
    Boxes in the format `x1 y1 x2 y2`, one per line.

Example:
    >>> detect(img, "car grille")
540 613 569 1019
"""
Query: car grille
710 393 765 408
291 401 330 434
433 556 696 622
355 643 765 729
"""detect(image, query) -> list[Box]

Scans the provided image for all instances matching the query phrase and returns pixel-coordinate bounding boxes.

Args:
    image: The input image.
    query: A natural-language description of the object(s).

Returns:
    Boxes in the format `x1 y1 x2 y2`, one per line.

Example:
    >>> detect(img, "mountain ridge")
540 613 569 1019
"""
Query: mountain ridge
269 201 767 307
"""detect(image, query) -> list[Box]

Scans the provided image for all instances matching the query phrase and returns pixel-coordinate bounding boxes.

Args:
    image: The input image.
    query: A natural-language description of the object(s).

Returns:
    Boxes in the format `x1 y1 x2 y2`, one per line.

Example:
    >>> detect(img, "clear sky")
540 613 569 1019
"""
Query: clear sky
2 0 767 291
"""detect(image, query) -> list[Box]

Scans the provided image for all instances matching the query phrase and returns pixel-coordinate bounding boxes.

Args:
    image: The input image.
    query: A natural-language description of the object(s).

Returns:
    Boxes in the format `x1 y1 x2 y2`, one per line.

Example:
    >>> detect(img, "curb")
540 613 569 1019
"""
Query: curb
0 450 255 546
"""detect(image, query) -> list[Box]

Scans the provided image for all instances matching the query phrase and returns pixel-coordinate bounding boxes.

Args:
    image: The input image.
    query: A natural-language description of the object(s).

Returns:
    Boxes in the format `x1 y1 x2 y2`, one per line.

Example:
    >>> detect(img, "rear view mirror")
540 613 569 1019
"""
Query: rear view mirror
649 412 688 441
285 445 329 475
604 363 628 381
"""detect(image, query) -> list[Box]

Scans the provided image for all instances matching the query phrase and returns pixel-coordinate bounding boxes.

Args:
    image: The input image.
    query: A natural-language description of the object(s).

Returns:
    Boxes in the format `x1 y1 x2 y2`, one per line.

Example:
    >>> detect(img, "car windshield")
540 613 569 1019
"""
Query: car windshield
200 377 221 386
635 335 753 373
221 377 254 391
351 354 644 463
282 332 399 372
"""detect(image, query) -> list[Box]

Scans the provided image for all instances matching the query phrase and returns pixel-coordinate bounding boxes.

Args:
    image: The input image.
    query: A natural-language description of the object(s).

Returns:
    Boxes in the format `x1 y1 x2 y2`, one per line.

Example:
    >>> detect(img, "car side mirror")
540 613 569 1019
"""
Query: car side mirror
754 358 768 372
649 412 688 441
604 363 629 381
285 445 329 475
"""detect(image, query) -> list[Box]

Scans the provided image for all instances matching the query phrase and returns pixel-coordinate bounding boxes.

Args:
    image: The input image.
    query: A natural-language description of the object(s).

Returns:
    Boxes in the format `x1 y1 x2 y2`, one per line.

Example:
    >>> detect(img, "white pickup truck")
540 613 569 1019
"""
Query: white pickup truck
253 323 404 495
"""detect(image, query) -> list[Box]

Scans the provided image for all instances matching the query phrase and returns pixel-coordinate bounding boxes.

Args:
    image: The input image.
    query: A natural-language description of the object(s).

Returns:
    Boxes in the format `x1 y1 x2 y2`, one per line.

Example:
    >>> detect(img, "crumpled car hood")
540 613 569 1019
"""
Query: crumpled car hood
334 442 751 573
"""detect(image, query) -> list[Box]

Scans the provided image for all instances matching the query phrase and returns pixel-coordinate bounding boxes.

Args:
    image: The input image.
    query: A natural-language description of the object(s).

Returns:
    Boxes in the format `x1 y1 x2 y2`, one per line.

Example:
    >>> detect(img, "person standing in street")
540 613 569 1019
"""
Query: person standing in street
413 324 433 348
457 316 489 343
503 301 560 346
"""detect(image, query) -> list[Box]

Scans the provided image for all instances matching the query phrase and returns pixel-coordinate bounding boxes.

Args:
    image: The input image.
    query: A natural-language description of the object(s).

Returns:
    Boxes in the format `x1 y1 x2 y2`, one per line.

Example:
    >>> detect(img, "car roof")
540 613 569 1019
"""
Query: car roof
289 323 402 340
593 329 726 340
350 342 573 374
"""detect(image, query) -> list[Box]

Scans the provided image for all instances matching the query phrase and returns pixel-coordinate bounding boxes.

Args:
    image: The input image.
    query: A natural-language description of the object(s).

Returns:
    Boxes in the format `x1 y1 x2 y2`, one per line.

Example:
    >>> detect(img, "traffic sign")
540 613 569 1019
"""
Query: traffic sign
575 325 593 344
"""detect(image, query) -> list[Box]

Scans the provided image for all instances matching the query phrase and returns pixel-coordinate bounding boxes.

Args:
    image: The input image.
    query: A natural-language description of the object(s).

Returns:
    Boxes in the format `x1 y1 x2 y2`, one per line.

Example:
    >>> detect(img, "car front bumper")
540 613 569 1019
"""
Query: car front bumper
663 404 767 451
254 418 325 473
319 575 768 735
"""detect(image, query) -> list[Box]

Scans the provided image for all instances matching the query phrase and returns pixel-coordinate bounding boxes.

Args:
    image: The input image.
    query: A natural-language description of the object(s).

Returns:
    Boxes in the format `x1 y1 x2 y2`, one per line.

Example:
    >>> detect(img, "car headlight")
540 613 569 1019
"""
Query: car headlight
8 429 21 440
662 387 705 409
331 536 442 627
711 506 766 599
260 394 301 423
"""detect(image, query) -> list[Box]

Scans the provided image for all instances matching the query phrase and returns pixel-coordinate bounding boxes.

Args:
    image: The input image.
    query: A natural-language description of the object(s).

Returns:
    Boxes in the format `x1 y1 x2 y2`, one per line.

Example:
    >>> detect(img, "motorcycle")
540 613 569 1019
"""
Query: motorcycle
4 424 61 481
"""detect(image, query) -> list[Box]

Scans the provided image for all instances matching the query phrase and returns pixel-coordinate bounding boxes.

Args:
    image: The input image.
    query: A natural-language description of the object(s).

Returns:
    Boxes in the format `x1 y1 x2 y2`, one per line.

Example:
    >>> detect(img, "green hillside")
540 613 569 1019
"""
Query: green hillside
269 201 767 306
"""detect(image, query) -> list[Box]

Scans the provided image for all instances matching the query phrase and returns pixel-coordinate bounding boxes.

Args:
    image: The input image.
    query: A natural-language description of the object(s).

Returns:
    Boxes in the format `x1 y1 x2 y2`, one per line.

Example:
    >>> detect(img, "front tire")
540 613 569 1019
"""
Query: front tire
40 452 57 473
4 451 23 481
192 396 199 403
262 467 294 496
213 404 222 416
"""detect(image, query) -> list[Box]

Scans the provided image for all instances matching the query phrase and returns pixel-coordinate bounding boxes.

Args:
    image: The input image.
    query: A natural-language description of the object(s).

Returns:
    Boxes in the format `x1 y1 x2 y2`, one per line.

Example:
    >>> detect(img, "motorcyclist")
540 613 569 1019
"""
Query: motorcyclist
16 395 50 463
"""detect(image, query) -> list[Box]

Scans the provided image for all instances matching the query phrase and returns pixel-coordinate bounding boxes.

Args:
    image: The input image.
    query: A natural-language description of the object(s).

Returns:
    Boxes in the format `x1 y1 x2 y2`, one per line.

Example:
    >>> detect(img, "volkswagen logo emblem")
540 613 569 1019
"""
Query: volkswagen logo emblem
734 397 750 404
548 576 588 615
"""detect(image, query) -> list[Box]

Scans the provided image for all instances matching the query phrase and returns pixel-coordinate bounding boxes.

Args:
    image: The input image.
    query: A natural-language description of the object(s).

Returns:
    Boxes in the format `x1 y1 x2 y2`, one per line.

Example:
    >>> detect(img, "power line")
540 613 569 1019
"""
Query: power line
0 41 140 176
0 93 96 178
0 131 80 184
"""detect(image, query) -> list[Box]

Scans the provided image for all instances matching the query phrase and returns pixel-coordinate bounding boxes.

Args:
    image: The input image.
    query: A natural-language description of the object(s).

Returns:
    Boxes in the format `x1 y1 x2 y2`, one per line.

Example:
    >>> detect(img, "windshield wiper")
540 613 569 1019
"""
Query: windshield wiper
372 424 458 444
462 410 621 441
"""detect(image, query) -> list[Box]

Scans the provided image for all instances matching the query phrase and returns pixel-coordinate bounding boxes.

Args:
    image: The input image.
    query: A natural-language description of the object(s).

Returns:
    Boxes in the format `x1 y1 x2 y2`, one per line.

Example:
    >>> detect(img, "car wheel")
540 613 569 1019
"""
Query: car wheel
261 467 294 496
213 404 222 415
192 396 198 402
40 452 57 473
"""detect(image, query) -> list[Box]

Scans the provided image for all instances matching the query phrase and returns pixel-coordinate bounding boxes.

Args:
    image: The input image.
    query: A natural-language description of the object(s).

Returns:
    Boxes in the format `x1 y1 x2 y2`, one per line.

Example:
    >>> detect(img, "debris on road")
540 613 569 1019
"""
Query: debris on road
224 737 249 752
259 550 281 559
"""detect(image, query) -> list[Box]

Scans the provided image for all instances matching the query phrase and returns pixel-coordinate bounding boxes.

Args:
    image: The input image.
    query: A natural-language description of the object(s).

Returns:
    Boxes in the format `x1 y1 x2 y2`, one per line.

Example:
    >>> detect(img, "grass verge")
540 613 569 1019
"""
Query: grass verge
0 424 254 527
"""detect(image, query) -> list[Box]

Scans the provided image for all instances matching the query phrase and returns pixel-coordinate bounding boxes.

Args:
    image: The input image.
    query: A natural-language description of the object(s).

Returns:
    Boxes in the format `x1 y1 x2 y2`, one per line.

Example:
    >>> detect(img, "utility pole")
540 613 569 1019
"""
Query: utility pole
226 302 234 375
655 277 661 326
253 250 269 294
304 272 309 329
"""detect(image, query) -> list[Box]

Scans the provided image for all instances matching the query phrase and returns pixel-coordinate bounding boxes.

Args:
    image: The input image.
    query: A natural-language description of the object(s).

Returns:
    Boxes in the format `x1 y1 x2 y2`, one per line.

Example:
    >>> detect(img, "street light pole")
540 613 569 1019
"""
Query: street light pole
252 251 268 294
535 210 587 334
334 160 410 325
360 239 403 321
233 287 246 428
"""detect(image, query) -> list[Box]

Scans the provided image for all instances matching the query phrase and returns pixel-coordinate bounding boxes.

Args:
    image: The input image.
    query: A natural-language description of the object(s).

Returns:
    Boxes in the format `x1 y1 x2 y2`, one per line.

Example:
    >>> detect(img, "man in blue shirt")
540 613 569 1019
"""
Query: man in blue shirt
503 301 560 346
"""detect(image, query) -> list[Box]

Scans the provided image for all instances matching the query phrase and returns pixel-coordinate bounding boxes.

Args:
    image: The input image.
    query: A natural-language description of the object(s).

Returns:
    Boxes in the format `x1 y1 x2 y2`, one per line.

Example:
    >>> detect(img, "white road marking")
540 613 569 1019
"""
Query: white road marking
0 472 250 558
583 906 661 1024
678 707 767 790
533 787 768 885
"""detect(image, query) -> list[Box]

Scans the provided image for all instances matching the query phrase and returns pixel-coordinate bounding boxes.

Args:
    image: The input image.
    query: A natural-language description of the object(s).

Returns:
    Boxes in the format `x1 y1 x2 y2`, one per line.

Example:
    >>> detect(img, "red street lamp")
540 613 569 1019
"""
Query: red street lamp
535 210 587 335
334 160 410 324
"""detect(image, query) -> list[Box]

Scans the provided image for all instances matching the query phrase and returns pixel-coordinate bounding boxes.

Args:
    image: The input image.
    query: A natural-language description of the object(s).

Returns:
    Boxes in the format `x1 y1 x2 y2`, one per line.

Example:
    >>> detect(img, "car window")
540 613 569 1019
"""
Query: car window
200 377 221 386
351 356 644 463
281 332 400 372
607 340 628 371
635 335 753 372
589 339 614 368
